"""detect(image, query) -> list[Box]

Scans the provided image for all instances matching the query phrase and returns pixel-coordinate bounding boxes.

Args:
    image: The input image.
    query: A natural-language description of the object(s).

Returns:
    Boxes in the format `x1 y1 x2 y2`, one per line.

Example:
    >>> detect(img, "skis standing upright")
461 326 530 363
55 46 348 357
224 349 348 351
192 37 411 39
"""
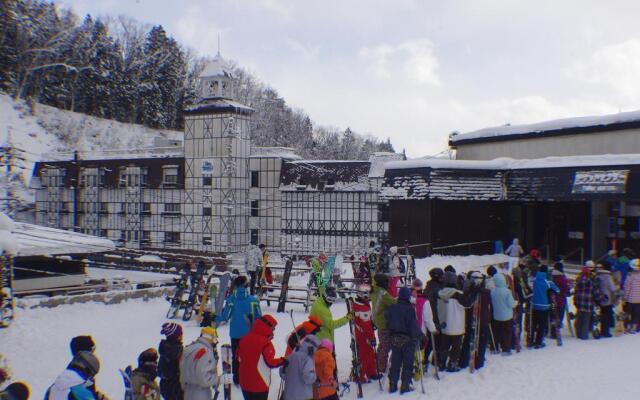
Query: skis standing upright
277 257 294 313
166 268 191 319
346 298 364 398
548 290 562 346
469 299 480 373
183 269 206 321
221 344 232 400
196 274 216 324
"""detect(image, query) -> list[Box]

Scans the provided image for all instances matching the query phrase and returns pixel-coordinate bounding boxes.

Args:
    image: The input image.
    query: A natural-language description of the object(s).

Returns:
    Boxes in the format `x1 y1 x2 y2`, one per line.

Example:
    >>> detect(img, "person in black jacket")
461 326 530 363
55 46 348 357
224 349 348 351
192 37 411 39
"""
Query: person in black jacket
384 287 422 394
424 268 444 371
159 323 184 400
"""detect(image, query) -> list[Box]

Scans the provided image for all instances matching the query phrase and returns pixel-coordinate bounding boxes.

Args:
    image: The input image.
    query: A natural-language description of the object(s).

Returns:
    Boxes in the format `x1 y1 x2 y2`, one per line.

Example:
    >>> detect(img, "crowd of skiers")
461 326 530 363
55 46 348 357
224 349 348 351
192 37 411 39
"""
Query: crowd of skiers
4 239 640 400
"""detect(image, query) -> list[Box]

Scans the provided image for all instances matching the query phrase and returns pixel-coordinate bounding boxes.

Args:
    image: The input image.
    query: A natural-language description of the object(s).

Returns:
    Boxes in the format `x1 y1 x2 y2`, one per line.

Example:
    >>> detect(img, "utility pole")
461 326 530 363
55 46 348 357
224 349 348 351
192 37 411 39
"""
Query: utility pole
73 150 79 232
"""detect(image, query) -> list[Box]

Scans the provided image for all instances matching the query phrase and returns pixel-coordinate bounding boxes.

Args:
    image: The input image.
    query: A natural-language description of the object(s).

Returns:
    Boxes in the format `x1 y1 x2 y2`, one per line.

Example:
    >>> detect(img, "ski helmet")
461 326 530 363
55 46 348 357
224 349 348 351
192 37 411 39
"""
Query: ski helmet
323 286 338 304
356 284 371 299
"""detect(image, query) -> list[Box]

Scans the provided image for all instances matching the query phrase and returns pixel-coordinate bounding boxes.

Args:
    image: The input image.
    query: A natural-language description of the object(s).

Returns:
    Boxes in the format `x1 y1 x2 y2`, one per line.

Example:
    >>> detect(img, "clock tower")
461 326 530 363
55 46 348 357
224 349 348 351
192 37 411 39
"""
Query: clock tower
183 53 253 255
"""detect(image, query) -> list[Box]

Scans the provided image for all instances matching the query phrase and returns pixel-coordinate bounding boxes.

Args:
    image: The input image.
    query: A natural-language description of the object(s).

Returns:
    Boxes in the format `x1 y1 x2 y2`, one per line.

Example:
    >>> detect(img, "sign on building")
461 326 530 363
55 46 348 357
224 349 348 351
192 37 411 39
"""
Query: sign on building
202 161 214 175
572 170 629 194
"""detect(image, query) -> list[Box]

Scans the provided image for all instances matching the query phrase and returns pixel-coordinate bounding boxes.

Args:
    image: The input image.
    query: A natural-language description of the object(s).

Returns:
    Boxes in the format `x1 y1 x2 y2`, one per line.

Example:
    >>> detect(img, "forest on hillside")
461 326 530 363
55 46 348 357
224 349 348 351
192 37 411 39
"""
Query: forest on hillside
0 0 395 159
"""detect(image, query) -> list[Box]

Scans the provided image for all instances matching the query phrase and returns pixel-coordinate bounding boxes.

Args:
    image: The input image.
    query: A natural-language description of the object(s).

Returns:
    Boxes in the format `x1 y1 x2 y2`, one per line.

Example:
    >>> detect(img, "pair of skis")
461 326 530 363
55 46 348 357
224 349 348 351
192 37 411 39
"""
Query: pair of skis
469 298 481 372
346 298 364 398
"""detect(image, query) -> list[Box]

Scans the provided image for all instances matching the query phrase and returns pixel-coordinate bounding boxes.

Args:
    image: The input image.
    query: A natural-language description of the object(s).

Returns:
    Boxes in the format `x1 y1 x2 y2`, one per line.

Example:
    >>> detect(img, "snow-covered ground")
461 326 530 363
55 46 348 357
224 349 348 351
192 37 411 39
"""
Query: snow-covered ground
86 267 176 284
3 253 628 399
1 296 638 400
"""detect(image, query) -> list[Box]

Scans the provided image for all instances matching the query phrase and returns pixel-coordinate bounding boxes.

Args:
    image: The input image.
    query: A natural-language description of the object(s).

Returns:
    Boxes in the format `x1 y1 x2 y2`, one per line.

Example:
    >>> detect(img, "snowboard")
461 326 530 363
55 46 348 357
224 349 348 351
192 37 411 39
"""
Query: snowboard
0 255 14 328
591 310 602 339
215 272 232 317
119 366 133 400
277 257 294 313
346 298 364 398
166 270 191 319
196 274 216 324
614 306 628 336
221 344 232 400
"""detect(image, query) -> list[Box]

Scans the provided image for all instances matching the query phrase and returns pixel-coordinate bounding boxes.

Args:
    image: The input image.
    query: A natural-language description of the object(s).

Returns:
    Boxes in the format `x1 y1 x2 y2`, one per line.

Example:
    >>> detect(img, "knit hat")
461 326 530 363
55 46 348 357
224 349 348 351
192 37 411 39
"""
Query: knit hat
398 286 412 300
320 338 334 353
161 322 183 340
69 351 100 378
389 246 398 255
429 268 444 281
486 266 497 276
630 259 640 270
138 348 158 368
201 326 218 343
3 382 29 400
444 265 456 274
70 335 95 356
412 278 423 289
444 271 458 286
585 260 595 268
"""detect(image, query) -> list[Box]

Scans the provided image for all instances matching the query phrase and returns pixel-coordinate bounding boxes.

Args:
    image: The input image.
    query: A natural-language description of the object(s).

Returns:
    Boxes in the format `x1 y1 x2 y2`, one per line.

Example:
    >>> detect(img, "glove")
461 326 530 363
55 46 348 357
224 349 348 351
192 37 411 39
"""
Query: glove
347 312 355 321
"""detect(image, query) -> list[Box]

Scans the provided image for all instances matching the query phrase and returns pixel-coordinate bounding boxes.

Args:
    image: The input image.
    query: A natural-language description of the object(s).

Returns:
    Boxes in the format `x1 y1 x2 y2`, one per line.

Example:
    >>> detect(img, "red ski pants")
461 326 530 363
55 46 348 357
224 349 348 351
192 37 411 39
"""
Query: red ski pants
356 339 377 380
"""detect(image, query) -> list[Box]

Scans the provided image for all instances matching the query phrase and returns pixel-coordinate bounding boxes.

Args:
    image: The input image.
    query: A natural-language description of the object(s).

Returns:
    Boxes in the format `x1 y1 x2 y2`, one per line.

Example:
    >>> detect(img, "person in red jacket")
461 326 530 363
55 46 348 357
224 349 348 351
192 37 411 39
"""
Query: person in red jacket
284 315 323 357
238 314 285 400
352 284 379 382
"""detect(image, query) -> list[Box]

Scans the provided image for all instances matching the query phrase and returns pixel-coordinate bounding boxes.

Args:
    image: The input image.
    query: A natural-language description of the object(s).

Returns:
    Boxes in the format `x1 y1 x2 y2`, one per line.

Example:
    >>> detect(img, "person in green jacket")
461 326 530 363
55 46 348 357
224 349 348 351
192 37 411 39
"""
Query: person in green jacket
371 273 396 374
309 286 351 344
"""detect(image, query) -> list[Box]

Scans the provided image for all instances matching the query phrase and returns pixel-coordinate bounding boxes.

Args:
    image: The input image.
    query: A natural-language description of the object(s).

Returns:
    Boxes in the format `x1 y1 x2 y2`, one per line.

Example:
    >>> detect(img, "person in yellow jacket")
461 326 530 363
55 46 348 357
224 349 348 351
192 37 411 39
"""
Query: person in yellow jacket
309 287 351 343
313 339 338 400
132 348 161 400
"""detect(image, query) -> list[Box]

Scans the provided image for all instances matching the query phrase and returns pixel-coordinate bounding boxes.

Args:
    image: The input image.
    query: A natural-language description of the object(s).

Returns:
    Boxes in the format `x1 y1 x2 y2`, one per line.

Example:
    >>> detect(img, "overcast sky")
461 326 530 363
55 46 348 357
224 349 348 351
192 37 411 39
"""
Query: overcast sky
59 0 640 157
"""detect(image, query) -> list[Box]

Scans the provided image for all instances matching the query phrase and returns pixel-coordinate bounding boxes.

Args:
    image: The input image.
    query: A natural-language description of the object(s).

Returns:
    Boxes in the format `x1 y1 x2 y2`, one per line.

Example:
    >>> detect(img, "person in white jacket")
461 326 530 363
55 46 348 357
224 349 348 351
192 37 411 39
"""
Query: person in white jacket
436 272 468 372
388 246 402 297
47 351 100 400
504 239 524 272
245 244 263 295
179 327 220 400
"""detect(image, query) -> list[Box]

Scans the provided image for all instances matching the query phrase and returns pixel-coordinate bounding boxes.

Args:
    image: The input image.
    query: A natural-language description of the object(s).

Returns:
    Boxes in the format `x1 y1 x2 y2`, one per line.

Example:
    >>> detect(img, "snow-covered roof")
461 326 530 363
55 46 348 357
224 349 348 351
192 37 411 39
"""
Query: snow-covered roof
42 147 184 161
384 153 640 172
368 152 404 178
451 109 640 144
250 147 301 160
0 213 115 257
184 98 254 115
199 54 233 79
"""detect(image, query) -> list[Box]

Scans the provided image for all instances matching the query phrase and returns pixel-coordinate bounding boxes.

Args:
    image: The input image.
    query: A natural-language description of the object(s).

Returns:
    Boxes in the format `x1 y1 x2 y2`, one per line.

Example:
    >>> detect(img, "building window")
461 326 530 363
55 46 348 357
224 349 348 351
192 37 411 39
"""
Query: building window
163 166 179 187
99 203 108 213
100 229 108 238
141 231 151 244
378 203 390 223
203 176 212 186
163 203 180 215
250 229 259 245
120 230 126 243
203 236 212 245
251 200 259 217
251 171 259 188
203 207 212 216
164 231 180 244
142 202 151 214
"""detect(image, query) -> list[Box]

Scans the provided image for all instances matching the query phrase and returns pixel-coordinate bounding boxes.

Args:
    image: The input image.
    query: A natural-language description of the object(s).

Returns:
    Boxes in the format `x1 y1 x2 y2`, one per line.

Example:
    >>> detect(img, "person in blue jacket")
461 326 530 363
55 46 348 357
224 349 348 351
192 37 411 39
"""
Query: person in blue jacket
531 265 559 348
215 275 261 385
490 274 517 355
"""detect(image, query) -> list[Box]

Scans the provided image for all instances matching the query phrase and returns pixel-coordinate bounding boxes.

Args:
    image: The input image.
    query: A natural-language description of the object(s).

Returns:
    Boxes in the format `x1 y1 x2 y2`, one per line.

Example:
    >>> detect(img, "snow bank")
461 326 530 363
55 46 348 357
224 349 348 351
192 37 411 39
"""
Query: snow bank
134 255 166 264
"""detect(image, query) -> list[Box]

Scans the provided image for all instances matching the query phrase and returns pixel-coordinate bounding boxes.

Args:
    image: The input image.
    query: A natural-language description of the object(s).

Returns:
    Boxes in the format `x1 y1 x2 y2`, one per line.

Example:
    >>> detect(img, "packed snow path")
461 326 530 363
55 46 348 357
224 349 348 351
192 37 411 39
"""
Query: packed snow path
1 297 638 400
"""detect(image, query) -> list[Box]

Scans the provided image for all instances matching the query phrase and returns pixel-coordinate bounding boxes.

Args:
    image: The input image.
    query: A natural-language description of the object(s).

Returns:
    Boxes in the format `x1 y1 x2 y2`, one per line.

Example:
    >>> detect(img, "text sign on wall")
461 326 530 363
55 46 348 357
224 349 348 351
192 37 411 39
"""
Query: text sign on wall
572 170 629 194
202 161 214 175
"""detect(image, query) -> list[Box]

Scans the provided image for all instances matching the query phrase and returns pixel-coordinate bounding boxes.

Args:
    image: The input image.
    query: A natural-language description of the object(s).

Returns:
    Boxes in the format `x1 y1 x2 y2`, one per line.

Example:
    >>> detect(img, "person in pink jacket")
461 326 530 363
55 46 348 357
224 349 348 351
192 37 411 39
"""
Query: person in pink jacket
623 259 640 333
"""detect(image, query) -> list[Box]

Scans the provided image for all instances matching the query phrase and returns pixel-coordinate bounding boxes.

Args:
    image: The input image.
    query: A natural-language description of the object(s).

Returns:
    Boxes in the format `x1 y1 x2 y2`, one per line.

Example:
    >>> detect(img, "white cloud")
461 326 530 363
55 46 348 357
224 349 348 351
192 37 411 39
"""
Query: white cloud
568 39 640 104
286 39 320 61
359 39 440 86
173 4 226 56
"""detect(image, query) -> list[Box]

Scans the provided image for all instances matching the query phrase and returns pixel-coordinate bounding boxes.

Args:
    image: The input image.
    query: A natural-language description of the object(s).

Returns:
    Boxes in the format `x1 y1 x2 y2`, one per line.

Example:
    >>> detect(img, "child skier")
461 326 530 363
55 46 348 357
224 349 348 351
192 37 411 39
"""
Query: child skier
132 348 161 400
47 351 101 400
309 286 351 344
313 339 338 400
158 323 183 400
280 335 320 400
285 315 324 357
352 284 379 382
179 327 220 400
385 287 421 394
